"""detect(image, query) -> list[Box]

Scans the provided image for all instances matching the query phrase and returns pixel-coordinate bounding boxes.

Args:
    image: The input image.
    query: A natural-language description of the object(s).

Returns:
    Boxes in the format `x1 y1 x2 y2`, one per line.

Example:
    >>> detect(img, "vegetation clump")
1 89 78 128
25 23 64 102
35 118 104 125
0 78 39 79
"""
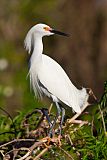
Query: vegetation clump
0 82 107 159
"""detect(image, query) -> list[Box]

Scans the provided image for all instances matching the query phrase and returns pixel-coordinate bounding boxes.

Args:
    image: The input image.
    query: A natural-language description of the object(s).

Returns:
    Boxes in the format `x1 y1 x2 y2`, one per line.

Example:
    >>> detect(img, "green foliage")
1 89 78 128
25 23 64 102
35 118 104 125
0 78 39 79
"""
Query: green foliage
0 81 107 159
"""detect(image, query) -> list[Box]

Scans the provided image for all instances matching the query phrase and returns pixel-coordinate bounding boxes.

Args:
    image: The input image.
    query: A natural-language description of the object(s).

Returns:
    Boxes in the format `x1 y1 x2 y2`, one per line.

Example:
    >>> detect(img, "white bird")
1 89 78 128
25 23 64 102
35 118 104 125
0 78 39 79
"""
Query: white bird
24 23 89 134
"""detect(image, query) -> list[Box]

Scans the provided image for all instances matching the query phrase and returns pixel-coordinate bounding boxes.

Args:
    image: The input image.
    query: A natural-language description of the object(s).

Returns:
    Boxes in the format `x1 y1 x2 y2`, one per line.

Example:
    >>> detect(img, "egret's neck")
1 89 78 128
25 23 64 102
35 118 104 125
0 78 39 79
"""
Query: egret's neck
31 34 43 65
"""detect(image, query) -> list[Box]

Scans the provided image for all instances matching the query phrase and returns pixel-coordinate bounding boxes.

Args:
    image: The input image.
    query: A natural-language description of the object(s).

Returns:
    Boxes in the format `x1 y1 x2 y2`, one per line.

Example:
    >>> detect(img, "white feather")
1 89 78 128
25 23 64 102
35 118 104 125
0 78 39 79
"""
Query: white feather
37 54 88 113
25 24 89 114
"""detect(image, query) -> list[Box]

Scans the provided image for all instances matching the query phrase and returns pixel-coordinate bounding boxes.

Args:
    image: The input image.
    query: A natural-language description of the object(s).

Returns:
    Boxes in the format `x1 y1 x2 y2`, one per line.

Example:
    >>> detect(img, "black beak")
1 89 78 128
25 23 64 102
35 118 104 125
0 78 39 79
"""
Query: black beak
51 29 70 37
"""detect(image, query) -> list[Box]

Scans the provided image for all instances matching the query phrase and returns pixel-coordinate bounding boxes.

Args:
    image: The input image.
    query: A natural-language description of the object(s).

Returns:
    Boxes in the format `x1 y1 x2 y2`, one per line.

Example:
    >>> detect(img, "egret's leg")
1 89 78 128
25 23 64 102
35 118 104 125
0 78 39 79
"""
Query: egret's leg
49 102 61 137
56 102 61 118
59 107 65 135
41 108 52 127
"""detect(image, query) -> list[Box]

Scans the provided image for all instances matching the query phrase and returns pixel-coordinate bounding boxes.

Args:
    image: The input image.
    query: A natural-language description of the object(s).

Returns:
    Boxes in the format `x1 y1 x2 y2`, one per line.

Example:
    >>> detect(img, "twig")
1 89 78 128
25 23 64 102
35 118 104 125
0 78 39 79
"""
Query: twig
35 115 44 129
0 139 35 148
0 107 13 122
0 107 17 138
60 147 74 160
26 156 33 160
0 150 5 157
16 148 31 160
48 103 53 115
98 105 107 136
66 134 80 157
4 148 30 160
87 88 97 101
15 139 48 160
29 139 47 151
90 87 107 136
24 108 42 119
34 147 51 160
22 108 43 128
68 101 89 123
68 88 97 124
0 131 16 136
66 134 73 146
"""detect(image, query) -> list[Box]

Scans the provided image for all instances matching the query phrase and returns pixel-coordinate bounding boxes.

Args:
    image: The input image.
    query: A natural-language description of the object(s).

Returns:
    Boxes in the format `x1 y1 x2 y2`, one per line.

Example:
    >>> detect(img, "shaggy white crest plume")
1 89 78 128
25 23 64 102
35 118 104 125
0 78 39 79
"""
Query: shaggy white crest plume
24 26 35 54
24 23 89 135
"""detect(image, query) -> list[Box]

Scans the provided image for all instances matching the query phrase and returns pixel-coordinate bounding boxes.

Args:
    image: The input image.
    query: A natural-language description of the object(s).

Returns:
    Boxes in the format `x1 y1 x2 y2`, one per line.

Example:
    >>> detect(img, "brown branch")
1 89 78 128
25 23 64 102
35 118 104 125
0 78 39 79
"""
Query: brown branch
48 103 53 115
68 101 89 123
35 115 44 129
22 108 44 130
25 156 33 160
14 139 48 160
29 139 48 151
4 148 30 160
66 134 73 146
16 149 31 160
34 146 51 160
60 147 74 160
66 134 80 157
0 139 35 148
68 88 98 124
24 109 42 119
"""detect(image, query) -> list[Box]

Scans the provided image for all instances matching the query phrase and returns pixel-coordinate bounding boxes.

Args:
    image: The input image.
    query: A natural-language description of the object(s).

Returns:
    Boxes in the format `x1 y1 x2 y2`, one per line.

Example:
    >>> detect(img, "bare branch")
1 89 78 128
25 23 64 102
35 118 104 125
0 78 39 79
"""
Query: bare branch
0 139 35 148
59 147 74 160
68 101 89 123
34 147 51 160
98 105 107 136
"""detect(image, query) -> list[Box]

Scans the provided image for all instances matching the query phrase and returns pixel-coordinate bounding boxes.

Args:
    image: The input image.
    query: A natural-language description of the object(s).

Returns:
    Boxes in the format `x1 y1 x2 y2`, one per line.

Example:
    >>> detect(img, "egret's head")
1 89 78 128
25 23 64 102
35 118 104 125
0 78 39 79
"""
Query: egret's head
24 23 69 53
31 23 54 36
30 23 69 37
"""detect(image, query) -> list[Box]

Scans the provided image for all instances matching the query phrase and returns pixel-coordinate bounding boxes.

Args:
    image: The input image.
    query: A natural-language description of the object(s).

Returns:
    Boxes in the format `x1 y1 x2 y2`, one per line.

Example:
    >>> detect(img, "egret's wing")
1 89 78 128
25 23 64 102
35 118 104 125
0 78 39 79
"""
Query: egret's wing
38 55 81 113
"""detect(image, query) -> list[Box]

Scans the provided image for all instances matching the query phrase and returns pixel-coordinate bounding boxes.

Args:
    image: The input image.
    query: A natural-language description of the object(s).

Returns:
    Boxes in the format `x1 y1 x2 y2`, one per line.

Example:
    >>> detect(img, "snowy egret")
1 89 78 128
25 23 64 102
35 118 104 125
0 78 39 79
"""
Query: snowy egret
24 23 89 135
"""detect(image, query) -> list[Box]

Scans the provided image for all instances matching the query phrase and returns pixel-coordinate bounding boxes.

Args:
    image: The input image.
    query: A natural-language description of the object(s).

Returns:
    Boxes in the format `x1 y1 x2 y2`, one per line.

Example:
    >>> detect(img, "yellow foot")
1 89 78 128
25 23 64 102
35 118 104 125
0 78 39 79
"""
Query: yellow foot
42 136 51 145
42 135 62 146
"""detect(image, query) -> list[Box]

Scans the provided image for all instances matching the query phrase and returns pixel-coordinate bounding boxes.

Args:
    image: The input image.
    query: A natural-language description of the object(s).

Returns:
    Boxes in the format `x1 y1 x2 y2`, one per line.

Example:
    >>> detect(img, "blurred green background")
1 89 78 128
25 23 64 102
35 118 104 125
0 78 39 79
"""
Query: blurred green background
0 0 107 116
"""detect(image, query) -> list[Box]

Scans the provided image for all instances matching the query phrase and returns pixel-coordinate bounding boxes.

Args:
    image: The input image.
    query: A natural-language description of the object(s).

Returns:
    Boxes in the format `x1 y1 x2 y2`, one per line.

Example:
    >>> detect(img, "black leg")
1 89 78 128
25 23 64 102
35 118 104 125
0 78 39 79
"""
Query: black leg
59 107 65 135
49 102 61 137
41 108 52 127
56 102 61 117
42 103 65 137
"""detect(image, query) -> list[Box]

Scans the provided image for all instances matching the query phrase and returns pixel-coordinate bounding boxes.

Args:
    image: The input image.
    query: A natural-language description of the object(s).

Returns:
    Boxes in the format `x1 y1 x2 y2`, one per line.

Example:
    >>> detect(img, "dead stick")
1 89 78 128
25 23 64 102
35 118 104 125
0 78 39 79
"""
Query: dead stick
68 88 98 124
4 148 30 160
34 146 51 160
29 139 47 151
48 103 53 115
17 139 48 160
0 139 35 148
60 147 74 160
68 102 89 123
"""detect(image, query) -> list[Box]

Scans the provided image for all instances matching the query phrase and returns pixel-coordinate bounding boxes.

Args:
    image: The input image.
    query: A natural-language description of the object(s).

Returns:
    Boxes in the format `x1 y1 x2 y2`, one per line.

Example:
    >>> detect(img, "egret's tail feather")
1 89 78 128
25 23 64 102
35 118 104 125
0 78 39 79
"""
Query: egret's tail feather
79 88 89 110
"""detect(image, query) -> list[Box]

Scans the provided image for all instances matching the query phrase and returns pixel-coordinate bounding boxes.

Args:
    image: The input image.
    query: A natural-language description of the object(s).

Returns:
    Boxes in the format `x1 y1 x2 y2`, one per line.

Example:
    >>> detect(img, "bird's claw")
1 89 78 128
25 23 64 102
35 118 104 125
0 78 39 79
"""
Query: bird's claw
42 135 62 146
42 136 51 145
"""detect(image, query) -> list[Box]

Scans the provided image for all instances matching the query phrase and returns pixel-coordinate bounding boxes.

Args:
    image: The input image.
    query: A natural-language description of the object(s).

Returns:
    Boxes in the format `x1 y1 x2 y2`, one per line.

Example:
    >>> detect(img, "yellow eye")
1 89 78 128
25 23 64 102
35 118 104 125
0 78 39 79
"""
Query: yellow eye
43 27 50 31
